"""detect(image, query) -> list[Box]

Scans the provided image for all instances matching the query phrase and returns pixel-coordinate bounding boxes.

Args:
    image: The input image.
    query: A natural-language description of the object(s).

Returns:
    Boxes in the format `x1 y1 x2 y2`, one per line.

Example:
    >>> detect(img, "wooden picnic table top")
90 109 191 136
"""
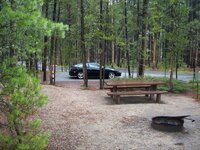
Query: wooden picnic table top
105 80 165 87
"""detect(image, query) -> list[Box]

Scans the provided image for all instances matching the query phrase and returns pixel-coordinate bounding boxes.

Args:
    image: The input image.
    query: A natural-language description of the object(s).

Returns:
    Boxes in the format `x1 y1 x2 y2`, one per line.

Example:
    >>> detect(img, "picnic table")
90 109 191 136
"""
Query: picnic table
105 80 167 104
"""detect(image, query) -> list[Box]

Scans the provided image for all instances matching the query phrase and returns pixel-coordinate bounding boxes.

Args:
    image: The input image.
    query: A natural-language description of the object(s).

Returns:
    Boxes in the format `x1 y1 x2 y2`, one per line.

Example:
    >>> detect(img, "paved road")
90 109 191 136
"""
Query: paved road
55 69 194 82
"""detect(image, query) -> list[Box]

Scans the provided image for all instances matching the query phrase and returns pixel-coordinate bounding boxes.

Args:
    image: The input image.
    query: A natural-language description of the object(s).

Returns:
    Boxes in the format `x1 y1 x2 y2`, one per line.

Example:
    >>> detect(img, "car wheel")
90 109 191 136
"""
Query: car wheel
108 72 115 79
77 72 83 79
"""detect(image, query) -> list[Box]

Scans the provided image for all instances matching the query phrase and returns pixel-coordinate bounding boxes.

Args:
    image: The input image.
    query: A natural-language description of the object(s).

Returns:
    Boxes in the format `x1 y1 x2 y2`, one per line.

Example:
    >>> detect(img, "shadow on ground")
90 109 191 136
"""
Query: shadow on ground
104 96 166 105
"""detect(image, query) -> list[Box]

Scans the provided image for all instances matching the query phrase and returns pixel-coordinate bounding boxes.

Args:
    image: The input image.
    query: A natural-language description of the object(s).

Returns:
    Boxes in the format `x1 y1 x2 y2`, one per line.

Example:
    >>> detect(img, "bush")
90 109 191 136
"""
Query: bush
0 63 49 150
170 79 190 93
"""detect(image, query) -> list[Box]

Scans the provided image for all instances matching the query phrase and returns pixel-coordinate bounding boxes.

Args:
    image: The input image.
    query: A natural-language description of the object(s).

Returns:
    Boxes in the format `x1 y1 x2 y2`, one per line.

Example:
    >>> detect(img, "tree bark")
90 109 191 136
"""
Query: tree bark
124 0 131 77
152 33 157 70
169 57 174 91
10 0 16 58
148 32 152 67
99 0 104 89
42 0 49 82
42 36 48 81
50 0 58 85
80 0 88 87
111 0 115 67
193 44 199 80
53 3 61 85
136 0 140 76
138 0 149 77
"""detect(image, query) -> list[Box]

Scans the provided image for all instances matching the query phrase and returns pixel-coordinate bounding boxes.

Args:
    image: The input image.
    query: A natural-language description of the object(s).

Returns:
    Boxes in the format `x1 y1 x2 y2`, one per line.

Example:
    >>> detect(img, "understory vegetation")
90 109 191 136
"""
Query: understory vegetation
0 61 49 150
113 76 192 94
0 0 200 149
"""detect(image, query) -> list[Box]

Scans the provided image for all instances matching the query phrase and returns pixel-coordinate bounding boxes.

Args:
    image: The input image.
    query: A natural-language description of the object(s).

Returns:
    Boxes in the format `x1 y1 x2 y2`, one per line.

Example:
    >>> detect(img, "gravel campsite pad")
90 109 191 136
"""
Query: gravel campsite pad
38 81 200 150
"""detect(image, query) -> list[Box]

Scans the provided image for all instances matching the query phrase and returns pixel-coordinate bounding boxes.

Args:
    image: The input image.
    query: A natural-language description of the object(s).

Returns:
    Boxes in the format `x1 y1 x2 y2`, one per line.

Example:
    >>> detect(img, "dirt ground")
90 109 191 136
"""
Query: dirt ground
37 81 200 150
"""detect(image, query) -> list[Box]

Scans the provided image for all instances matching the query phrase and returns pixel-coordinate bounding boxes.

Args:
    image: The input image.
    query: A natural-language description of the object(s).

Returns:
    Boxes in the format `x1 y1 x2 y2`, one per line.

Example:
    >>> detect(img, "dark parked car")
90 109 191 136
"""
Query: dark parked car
69 63 121 79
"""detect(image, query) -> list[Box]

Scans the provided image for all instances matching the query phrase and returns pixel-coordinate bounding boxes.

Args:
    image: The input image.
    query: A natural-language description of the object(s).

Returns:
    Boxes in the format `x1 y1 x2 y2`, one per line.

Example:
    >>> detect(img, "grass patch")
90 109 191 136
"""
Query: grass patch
188 80 200 98
112 76 191 93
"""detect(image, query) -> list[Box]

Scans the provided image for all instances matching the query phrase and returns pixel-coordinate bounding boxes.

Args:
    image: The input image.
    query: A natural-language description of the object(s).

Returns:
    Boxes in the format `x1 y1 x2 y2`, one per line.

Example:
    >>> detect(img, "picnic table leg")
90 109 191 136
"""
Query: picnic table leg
113 86 117 92
150 85 157 100
156 94 161 103
150 94 154 100
112 86 117 100
145 87 149 97
110 89 113 98
117 95 120 104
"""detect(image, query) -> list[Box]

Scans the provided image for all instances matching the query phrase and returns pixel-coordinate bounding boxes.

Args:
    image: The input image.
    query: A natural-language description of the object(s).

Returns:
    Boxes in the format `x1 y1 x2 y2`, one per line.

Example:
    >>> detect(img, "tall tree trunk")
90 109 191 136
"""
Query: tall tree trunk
175 51 179 80
57 5 63 72
43 36 48 81
152 33 157 70
124 0 131 77
117 47 121 67
193 42 199 80
30 54 34 71
148 32 152 67
136 0 140 76
169 62 174 91
103 1 109 83
10 0 16 59
99 0 104 89
66 2 72 67
53 2 61 85
111 41 115 67
34 53 38 74
80 0 88 87
138 0 149 77
50 36 55 85
42 0 49 82
188 0 197 68
59 40 63 72
50 0 58 85
87 49 90 62
169 3 176 90
111 0 115 67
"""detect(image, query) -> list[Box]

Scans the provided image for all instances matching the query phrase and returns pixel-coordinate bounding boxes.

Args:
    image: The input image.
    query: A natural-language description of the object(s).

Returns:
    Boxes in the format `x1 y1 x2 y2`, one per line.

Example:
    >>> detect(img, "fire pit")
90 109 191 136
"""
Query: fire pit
151 115 195 132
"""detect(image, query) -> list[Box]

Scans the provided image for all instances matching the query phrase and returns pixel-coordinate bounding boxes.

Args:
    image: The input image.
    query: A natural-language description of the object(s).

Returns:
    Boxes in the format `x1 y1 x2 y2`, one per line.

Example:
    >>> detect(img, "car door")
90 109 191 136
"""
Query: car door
88 63 100 77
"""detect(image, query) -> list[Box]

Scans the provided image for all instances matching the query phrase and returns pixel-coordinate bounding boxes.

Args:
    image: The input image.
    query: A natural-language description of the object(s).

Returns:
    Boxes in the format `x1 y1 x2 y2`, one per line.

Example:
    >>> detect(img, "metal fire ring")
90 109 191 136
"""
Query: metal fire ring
151 116 186 132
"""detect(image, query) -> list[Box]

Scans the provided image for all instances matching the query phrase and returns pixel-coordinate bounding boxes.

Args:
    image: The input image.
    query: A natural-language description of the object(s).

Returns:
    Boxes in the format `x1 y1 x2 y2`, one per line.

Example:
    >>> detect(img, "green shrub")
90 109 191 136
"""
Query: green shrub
0 62 49 150
170 79 190 93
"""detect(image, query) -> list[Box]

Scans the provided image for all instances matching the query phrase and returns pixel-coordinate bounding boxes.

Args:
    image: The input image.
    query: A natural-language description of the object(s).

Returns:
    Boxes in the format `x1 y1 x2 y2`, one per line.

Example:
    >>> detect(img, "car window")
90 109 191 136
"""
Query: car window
74 64 83 67
74 63 90 68
89 63 100 69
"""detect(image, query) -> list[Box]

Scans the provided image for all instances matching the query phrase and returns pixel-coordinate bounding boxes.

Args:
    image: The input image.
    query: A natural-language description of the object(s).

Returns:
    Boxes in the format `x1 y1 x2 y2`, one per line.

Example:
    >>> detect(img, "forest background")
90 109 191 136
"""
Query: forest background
0 0 200 149
0 0 200 86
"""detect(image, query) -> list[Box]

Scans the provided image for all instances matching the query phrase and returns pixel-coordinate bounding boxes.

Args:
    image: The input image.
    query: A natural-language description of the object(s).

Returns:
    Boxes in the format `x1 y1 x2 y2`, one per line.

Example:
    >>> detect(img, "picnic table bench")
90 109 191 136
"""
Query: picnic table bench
105 80 167 104
107 90 167 104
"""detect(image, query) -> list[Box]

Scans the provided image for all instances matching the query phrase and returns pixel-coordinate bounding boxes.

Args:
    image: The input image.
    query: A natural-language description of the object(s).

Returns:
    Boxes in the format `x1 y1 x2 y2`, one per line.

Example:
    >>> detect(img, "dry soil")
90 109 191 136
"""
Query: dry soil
37 81 200 150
